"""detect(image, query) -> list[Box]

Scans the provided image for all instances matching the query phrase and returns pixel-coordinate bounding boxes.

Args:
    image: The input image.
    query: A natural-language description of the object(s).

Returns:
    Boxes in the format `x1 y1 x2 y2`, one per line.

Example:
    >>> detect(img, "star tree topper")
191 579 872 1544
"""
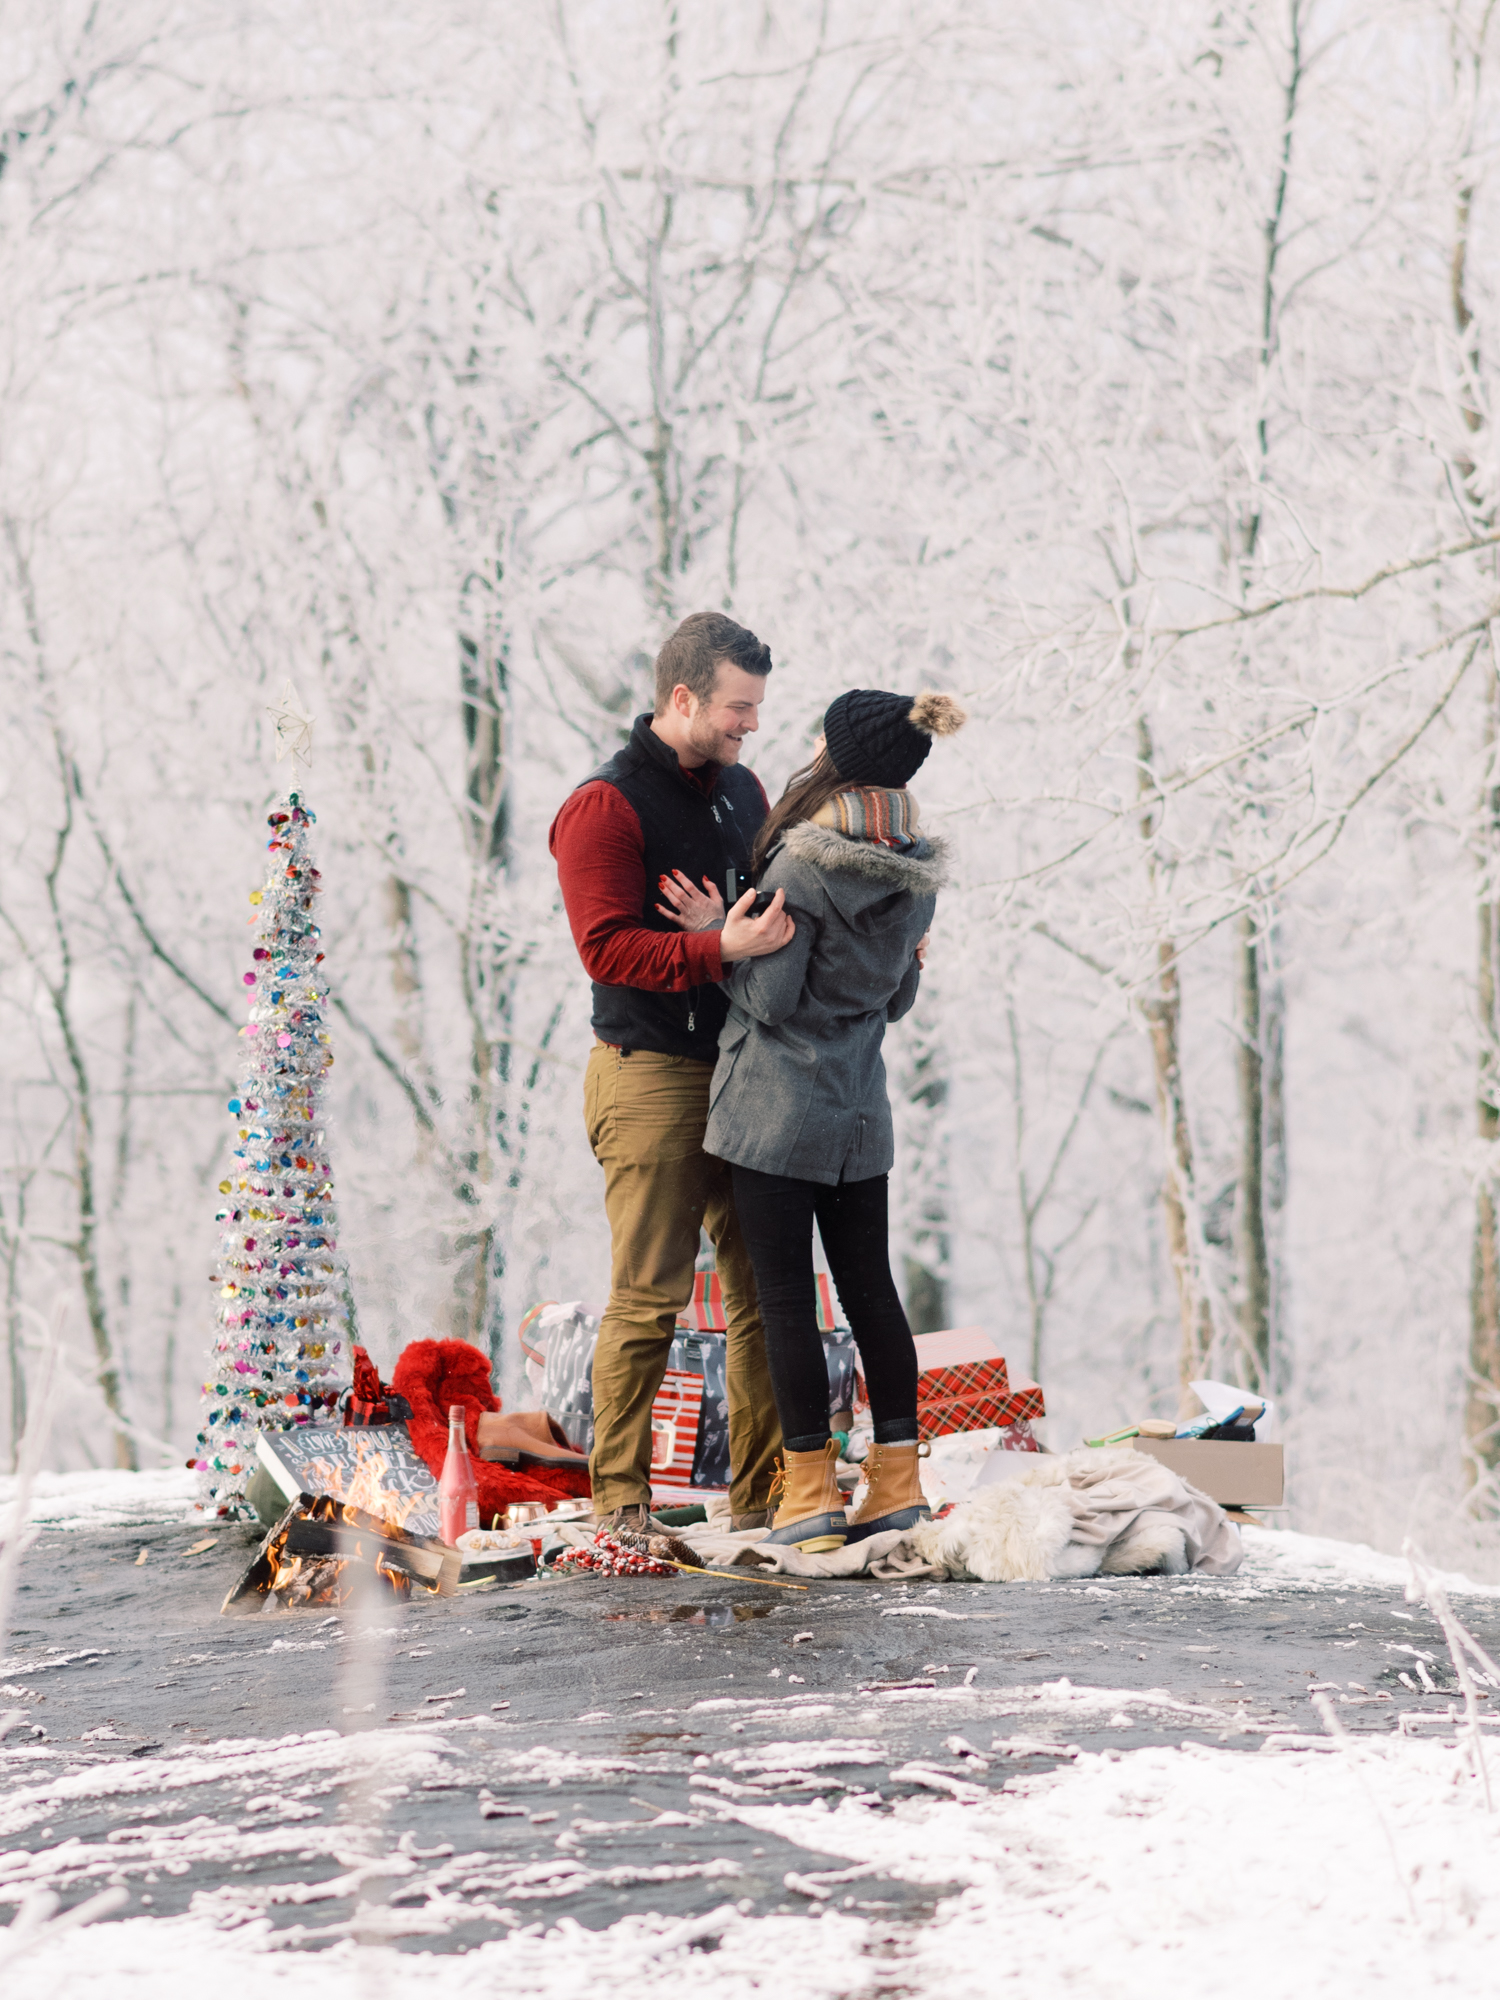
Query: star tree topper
268 678 315 767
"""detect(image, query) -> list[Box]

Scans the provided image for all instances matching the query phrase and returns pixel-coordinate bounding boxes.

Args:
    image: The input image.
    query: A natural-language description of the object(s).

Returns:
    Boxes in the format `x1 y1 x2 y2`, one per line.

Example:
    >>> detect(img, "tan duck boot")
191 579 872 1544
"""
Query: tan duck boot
764 1441 847 1551
844 1442 931 1543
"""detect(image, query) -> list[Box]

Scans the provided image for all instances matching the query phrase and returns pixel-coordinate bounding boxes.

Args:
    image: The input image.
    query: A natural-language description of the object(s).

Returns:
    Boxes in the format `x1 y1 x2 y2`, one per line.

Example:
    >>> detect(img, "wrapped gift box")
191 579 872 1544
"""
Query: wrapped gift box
914 1326 1008 1406
913 1327 1045 1442
676 1269 728 1332
521 1267 860 1499
1129 1436 1284 1507
654 1277 855 1492
676 1268 841 1334
918 1380 1045 1441
814 1272 838 1333
649 1365 709 1492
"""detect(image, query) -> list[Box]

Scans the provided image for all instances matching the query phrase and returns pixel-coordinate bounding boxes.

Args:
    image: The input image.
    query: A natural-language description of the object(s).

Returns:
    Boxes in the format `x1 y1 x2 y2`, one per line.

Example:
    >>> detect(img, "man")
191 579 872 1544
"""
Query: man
550 611 795 1532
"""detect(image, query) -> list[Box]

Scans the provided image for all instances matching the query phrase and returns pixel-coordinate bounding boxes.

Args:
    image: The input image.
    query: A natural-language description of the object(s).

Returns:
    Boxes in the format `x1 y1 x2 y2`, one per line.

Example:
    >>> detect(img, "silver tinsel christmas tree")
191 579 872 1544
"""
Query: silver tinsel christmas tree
194 790 351 1514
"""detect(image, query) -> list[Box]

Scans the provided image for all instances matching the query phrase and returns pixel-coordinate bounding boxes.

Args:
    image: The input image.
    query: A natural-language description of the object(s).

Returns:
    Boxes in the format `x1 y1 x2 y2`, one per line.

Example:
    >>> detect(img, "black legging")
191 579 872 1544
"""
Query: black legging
730 1164 919 1452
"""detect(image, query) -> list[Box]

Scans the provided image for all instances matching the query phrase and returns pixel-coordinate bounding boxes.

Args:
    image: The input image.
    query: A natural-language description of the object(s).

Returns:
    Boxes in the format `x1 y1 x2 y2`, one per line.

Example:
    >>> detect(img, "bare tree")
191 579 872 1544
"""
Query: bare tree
0 688 135 1466
1444 0 1500 1495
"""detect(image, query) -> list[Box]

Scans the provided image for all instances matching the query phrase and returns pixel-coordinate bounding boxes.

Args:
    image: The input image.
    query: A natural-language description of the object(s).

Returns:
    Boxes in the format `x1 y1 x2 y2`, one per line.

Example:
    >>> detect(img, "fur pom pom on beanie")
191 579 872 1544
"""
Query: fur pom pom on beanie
822 687 968 786
908 690 966 737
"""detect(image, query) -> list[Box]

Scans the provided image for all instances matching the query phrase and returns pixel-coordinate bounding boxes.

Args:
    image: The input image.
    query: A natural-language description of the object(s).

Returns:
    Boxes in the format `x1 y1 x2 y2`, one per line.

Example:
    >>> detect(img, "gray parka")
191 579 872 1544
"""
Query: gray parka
703 819 946 1185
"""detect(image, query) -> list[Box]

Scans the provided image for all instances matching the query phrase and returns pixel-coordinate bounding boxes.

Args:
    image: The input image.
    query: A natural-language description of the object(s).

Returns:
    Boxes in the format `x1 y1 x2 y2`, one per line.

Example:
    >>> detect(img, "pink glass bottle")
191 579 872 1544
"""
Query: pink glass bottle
438 1403 479 1544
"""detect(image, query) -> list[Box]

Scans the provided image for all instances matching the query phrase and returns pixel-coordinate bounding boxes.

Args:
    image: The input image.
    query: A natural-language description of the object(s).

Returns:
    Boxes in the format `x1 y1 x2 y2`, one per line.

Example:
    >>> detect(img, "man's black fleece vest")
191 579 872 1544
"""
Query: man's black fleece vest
583 712 765 1061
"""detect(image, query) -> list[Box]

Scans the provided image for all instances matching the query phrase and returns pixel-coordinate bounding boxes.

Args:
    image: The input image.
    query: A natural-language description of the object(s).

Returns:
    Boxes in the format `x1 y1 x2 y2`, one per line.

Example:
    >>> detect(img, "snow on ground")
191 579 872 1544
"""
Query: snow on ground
1239 1523 1500 1598
5 1458 1500 1993
0 1468 199 1533
0 1726 462 1844
6 1723 1500 1997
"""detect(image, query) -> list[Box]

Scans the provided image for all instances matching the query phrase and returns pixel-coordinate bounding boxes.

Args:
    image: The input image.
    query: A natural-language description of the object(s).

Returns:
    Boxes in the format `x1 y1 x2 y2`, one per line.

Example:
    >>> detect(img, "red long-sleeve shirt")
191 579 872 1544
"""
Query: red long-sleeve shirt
550 766 769 992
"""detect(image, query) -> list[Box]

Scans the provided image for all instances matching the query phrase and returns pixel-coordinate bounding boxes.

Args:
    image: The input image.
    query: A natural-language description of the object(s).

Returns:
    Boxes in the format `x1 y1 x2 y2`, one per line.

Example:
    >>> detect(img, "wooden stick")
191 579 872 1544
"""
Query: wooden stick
653 1555 808 1591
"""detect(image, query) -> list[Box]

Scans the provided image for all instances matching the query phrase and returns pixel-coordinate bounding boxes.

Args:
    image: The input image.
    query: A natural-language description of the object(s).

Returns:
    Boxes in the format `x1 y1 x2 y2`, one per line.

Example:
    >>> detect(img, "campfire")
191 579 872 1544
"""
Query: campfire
296 1444 429 1530
222 1491 461 1613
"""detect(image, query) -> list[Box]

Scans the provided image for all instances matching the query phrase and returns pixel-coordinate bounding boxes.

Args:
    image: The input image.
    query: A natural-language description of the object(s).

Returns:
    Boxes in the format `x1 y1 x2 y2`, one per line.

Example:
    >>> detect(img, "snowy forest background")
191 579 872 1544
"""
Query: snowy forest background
7 0 1500 1567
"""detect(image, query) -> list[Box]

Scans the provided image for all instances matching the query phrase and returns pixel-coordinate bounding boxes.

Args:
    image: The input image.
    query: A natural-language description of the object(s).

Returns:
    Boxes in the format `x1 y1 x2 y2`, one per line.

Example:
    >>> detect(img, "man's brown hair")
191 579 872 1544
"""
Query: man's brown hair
652 611 772 713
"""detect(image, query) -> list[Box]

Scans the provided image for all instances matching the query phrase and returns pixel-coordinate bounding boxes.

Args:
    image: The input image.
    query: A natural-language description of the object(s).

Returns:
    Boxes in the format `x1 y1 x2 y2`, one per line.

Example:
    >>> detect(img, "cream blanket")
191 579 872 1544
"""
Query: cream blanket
682 1517 941 1580
909 1446 1243 1582
554 1451 1239 1586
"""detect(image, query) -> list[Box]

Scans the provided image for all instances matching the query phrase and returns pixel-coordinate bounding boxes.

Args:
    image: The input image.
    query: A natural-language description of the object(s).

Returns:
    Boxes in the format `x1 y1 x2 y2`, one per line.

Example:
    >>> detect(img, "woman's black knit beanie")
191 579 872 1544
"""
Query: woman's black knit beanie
822 688 967 786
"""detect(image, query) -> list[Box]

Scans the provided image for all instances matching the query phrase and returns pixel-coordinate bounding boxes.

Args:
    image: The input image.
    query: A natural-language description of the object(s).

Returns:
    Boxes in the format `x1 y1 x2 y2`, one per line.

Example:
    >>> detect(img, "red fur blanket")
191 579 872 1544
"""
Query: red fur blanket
387 1338 591 1517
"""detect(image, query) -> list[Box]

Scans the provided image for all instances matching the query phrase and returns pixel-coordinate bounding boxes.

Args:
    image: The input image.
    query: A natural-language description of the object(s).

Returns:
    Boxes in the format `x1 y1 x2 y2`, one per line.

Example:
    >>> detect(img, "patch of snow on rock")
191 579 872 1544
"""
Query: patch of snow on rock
1238 1524 1500 1597
0 1467 199 1533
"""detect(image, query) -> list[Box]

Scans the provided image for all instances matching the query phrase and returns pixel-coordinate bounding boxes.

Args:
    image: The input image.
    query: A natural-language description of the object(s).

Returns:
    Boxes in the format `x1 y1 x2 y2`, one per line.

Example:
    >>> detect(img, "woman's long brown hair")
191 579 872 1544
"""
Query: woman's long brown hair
750 749 847 873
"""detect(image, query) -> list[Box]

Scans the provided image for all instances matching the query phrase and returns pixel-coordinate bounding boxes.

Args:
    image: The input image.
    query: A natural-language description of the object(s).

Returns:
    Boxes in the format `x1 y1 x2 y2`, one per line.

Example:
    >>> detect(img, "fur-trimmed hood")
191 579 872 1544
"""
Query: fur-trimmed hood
778 818 950 896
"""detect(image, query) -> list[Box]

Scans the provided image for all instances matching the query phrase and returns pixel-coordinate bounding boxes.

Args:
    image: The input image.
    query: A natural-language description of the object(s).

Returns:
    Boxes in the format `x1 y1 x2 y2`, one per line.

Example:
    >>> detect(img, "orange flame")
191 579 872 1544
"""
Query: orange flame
375 1552 411 1594
263 1528 293 1593
300 1442 425 1533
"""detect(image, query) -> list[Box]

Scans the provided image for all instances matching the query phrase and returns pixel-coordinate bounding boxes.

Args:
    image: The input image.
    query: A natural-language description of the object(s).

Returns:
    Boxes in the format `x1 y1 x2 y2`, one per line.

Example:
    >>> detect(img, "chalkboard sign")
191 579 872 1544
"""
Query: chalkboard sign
255 1423 441 1540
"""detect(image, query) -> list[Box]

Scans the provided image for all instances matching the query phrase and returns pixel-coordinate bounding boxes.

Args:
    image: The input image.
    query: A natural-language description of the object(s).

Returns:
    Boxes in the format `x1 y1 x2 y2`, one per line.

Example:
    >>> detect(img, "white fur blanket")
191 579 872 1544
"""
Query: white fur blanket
909 1447 1243 1582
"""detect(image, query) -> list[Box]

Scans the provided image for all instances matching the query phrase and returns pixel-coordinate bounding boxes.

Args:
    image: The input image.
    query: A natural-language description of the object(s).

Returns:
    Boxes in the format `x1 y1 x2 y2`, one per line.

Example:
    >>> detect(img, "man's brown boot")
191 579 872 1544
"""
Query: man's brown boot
764 1441 847 1551
844 1442 931 1543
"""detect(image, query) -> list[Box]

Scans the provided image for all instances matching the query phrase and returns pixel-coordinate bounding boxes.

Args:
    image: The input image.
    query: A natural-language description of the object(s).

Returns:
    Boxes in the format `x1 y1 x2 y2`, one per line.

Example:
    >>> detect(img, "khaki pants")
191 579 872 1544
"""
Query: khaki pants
584 1041 781 1517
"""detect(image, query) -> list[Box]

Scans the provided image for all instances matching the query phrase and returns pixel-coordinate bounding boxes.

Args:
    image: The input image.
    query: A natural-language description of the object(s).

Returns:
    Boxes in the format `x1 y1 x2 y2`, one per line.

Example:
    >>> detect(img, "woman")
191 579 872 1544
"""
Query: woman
661 687 965 1549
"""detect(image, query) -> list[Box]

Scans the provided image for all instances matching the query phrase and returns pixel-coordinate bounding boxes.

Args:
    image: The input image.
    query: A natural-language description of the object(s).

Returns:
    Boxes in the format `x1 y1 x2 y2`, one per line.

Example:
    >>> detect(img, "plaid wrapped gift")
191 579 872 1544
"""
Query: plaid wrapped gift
918 1379 1045 1442
913 1327 1045 1442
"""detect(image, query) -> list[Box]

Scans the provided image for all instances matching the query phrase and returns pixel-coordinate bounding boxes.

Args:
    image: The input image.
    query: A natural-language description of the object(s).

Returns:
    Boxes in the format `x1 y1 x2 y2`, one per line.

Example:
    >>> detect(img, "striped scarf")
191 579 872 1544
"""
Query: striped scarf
811 786 920 851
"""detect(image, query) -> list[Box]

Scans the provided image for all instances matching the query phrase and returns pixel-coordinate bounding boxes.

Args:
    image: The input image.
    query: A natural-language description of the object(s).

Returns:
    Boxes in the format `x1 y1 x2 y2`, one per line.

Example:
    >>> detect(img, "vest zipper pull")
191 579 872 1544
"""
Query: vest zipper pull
687 1007 696 1032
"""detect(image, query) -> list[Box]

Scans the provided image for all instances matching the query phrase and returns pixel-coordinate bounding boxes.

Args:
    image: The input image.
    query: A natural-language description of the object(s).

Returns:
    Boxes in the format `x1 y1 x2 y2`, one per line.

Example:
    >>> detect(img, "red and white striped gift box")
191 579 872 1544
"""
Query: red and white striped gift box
649 1369 706 1489
673 1266 840 1335
675 1270 728 1333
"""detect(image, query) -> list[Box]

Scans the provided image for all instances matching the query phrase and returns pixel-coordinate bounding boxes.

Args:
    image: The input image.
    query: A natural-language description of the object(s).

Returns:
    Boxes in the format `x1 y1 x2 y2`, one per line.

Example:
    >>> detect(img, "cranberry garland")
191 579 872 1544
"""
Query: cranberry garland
556 1529 676 1578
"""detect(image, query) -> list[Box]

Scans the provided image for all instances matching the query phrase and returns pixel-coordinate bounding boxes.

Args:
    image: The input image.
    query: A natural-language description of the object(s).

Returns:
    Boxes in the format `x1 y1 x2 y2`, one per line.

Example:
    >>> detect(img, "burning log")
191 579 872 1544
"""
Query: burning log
221 1491 461 1613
